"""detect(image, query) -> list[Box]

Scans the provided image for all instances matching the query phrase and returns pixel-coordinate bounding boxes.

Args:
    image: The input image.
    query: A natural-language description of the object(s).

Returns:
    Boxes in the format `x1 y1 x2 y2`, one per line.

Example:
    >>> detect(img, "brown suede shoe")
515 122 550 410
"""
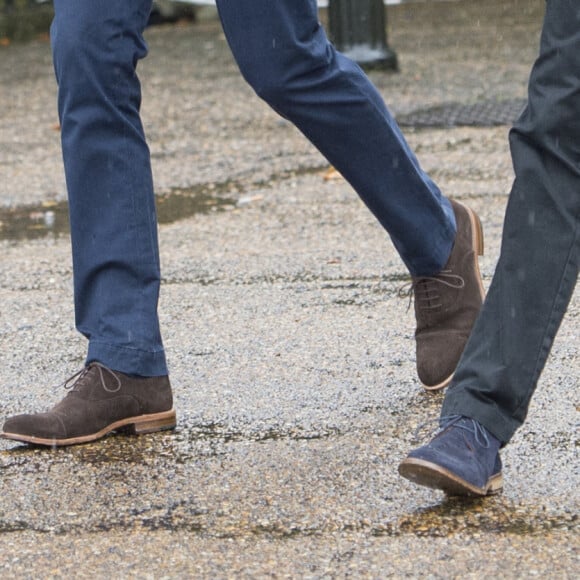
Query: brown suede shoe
1 363 176 446
412 199 485 390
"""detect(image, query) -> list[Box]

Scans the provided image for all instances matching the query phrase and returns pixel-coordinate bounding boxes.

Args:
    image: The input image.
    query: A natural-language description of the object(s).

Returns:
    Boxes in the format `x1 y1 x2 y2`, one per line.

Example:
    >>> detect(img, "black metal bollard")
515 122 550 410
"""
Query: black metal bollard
328 0 398 71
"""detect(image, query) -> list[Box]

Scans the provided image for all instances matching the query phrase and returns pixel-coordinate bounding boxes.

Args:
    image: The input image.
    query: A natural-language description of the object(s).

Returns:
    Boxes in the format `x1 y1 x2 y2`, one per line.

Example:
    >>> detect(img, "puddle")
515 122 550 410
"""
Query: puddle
0 201 68 242
373 497 579 538
0 165 337 242
1 431 577 539
0 185 238 242
0 5 53 44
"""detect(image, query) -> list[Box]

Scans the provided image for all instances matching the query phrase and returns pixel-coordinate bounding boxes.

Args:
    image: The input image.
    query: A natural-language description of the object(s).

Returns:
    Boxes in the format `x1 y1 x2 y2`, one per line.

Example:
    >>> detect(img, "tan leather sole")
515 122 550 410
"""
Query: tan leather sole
0 409 176 447
467 203 486 294
399 456 503 497
422 372 454 392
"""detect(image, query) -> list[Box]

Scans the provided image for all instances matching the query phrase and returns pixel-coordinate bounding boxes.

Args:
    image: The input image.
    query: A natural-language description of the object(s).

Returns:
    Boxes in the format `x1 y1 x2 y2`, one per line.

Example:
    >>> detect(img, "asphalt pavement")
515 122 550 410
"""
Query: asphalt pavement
0 0 578 577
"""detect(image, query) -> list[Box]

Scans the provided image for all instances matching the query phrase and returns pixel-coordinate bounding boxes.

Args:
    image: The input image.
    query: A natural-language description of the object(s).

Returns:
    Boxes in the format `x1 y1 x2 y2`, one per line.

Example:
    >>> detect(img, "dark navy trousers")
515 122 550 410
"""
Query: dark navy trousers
443 0 580 443
51 0 455 376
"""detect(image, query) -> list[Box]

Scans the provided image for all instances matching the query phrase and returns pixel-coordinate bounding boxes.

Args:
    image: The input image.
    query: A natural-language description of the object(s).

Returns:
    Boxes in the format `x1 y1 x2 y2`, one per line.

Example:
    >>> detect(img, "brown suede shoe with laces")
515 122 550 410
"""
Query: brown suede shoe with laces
1 363 176 446
412 199 485 390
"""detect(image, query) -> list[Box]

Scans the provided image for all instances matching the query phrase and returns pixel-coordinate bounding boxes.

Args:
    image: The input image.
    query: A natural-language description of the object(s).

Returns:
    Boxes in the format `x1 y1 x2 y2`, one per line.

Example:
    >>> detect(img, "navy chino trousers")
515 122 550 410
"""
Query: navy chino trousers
443 0 580 444
51 0 455 377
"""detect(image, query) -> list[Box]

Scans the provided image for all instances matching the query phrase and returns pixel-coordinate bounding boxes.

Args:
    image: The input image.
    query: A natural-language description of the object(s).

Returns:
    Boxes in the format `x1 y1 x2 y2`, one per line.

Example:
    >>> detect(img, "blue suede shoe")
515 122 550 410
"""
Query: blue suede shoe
398 415 503 497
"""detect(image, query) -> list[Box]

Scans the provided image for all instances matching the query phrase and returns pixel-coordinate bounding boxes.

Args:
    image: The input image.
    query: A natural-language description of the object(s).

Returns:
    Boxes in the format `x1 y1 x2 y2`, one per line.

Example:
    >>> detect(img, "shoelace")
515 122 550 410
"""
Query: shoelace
412 414 492 448
62 362 122 394
399 270 465 311
437 415 493 448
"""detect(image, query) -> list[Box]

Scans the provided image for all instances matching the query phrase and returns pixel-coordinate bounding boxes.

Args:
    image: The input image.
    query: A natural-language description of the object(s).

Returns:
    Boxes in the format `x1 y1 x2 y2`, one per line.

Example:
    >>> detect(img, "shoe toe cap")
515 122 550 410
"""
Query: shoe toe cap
3 412 67 440
416 332 467 388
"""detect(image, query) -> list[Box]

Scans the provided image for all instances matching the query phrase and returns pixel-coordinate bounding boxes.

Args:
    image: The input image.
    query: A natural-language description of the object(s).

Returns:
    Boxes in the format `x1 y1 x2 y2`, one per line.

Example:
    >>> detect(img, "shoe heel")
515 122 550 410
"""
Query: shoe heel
471 210 485 256
130 410 177 435
487 473 503 495
469 210 485 256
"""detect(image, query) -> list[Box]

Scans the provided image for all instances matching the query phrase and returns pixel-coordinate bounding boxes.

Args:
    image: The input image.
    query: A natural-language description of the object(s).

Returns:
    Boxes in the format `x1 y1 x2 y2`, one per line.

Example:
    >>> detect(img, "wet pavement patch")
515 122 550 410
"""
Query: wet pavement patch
2 425 577 539
0 185 238 242
381 497 579 538
0 166 339 243
0 201 67 242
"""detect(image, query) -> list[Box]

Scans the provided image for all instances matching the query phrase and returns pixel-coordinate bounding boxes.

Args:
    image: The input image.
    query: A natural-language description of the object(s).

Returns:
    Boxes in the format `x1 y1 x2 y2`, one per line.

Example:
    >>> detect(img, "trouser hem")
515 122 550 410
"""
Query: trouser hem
86 341 168 377
442 388 518 445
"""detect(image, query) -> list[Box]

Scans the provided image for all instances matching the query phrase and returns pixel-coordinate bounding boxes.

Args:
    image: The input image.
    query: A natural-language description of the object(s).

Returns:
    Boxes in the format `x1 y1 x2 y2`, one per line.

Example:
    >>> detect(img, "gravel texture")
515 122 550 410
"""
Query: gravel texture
0 1 578 577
